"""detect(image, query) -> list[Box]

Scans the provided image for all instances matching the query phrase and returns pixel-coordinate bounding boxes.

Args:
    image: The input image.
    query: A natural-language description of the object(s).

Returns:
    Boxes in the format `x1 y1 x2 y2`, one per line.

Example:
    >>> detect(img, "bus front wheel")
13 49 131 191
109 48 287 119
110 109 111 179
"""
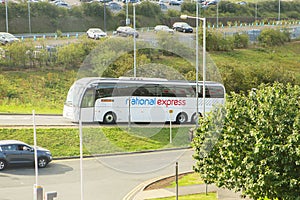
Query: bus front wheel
176 112 188 124
103 112 116 124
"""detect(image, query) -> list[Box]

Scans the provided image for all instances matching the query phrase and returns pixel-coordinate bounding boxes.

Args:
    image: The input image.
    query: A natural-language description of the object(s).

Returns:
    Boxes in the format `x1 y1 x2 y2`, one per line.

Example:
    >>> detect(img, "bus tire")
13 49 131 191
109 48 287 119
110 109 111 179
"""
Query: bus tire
176 112 188 124
191 113 203 124
103 112 116 124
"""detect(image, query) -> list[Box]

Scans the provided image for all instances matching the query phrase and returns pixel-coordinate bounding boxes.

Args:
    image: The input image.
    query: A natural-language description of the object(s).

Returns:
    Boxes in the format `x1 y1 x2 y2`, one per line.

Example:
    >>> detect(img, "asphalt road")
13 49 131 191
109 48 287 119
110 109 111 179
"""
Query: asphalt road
0 114 74 127
0 149 195 200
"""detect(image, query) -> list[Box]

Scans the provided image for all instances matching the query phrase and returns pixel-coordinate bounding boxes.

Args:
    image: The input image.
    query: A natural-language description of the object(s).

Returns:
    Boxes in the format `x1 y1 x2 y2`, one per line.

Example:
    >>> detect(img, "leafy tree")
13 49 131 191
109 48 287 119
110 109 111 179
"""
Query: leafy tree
193 82 300 200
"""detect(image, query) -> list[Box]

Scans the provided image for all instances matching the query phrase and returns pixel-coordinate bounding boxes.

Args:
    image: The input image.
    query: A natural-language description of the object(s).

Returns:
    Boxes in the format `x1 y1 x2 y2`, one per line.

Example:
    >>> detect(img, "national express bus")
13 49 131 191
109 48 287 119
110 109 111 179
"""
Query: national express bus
63 77 226 124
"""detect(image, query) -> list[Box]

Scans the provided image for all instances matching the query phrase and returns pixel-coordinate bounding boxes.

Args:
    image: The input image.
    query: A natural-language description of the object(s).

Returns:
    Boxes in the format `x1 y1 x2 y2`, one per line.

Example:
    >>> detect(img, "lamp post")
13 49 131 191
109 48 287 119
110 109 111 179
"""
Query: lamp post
103 2 106 32
5 0 8 32
126 0 130 25
28 0 31 33
278 0 281 21
133 3 136 77
255 0 257 21
217 0 219 28
180 11 206 125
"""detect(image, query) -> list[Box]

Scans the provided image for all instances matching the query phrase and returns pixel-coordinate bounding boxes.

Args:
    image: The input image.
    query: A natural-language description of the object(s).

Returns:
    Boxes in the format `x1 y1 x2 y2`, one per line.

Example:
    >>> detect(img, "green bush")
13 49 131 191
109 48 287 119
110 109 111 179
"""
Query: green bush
202 30 234 51
258 28 291 47
233 33 249 49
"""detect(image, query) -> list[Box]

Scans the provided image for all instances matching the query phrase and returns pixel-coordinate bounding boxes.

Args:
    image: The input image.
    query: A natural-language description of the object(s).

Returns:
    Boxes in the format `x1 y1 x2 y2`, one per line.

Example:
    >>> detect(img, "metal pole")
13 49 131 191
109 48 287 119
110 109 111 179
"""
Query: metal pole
255 0 257 21
33 110 38 186
216 1 219 28
79 120 84 200
28 1 31 34
103 2 106 32
5 0 8 32
126 1 129 25
133 4 136 77
278 0 280 21
175 162 178 200
128 96 131 130
202 18 206 118
195 1 199 127
169 110 172 144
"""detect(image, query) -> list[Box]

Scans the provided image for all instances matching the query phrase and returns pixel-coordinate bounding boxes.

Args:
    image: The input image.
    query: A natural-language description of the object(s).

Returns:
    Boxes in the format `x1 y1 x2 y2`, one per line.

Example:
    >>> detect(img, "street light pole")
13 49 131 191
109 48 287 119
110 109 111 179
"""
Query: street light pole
126 1 130 25
216 0 219 28
180 14 206 122
278 0 281 21
195 1 199 127
133 3 136 77
255 0 257 21
5 0 8 32
28 0 31 33
103 2 106 32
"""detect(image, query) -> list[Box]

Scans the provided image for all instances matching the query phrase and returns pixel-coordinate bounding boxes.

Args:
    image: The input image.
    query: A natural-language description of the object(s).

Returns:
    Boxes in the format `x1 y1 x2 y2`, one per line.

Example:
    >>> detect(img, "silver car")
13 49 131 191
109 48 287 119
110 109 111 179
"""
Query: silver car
154 25 174 34
0 32 19 45
115 26 139 38
0 140 52 170
86 28 107 39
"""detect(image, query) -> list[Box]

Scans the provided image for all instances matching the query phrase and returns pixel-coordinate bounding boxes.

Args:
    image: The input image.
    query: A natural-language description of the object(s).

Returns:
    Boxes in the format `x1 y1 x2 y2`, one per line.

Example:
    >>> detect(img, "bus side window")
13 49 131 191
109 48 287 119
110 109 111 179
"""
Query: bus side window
81 88 95 108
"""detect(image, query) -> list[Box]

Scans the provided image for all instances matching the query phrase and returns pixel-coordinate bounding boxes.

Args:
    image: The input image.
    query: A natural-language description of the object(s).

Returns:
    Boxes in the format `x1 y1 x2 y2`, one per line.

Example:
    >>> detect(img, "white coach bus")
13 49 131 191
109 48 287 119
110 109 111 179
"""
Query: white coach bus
63 77 225 123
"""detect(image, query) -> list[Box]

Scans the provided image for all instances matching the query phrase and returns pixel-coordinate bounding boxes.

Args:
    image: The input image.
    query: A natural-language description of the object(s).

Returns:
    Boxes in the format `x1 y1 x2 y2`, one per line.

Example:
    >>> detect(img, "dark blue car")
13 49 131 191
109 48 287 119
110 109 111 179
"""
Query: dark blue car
0 140 52 171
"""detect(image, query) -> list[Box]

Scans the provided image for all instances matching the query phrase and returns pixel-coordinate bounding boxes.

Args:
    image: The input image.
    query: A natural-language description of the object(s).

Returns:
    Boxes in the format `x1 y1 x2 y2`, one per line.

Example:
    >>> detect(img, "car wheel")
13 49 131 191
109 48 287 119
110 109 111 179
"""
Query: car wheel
38 157 48 168
183 29 186 33
103 112 116 124
176 112 188 124
0 159 7 171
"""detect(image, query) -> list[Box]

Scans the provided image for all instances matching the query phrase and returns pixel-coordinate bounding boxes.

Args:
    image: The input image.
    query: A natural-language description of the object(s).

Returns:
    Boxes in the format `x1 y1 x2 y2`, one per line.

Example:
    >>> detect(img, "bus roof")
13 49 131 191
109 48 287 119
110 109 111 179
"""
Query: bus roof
74 77 223 87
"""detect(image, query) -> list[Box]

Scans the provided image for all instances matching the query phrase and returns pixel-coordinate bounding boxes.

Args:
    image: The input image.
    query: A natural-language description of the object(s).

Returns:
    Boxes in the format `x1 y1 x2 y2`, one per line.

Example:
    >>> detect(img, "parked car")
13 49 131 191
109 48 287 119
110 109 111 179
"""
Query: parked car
115 26 139 38
86 28 107 39
158 2 168 10
0 32 19 45
108 2 122 11
169 0 182 5
237 1 247 5
172 22 193 33
0 140 52 171
154 25 174 34
55 1 70 8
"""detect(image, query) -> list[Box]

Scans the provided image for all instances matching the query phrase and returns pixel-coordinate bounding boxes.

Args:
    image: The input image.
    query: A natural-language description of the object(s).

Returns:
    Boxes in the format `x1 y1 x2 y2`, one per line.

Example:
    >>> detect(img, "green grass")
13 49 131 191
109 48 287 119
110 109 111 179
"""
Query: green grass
168 172 204 188
147 193 217 200
0 70 77 114
0 127 192 158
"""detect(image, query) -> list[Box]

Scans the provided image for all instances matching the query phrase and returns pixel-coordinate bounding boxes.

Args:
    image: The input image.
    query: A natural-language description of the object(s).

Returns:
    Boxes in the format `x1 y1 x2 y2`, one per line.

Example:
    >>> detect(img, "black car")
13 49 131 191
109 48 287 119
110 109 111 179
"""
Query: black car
0 140 52 170
172 22 193 33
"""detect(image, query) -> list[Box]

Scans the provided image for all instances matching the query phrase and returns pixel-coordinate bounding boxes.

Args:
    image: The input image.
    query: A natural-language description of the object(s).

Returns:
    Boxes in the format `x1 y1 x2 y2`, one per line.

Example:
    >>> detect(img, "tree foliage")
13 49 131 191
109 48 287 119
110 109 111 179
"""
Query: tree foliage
193 83 300 200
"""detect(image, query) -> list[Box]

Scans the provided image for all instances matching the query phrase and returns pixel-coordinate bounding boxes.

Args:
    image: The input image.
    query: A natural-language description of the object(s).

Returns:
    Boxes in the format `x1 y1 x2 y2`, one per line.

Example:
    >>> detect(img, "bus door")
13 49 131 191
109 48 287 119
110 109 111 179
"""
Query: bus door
80 88 96 122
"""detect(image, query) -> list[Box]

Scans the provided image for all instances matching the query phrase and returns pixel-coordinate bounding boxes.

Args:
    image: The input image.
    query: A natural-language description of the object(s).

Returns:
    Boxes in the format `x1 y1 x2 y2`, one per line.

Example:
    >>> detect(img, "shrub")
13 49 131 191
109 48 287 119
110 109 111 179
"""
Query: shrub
233 33 249 48
258 29 290 47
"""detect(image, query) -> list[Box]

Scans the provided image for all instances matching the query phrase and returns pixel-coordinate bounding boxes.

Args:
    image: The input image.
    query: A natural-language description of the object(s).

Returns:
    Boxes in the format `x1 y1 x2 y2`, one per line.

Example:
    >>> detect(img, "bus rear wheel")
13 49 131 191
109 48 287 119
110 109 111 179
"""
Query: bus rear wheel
176 112 188 124
103 112 116 124
192 113 203 124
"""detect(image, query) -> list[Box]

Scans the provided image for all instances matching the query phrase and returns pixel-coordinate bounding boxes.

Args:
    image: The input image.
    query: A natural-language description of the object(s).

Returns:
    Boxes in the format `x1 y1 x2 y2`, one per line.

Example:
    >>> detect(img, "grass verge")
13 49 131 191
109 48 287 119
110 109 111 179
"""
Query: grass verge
147 193 217 200
0 126 192 158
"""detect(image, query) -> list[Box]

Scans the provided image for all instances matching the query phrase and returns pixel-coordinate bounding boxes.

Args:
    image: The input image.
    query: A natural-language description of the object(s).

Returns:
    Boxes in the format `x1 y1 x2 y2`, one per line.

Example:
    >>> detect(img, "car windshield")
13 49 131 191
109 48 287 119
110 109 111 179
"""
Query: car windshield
3 33 15 39
93 29 103 33
182 24 190 27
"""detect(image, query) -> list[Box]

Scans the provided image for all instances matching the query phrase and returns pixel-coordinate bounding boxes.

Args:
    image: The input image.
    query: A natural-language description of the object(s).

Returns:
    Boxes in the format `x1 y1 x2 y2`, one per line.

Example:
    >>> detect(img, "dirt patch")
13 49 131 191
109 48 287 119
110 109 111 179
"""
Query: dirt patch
144 172 192 190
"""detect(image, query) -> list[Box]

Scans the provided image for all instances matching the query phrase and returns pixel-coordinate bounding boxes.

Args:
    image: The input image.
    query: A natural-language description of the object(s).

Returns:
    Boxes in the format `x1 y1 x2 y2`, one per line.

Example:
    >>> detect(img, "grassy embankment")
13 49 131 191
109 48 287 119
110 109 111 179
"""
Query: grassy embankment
0 42 299 114
0 127 192 158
